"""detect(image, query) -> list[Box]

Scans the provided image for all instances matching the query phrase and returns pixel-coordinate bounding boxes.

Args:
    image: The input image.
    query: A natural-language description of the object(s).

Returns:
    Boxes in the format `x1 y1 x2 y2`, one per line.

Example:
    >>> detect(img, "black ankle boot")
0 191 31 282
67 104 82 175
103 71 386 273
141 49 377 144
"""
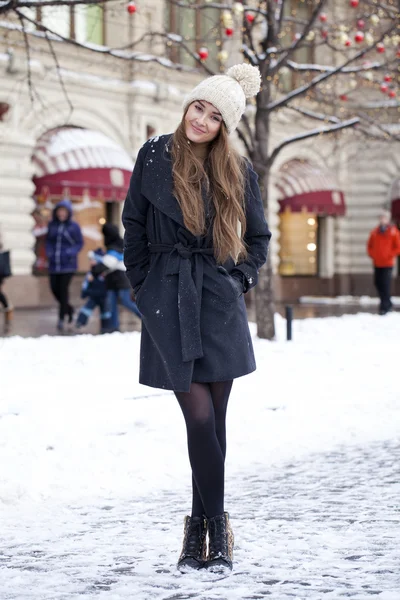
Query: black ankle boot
206 512 234 571
177 515 207 571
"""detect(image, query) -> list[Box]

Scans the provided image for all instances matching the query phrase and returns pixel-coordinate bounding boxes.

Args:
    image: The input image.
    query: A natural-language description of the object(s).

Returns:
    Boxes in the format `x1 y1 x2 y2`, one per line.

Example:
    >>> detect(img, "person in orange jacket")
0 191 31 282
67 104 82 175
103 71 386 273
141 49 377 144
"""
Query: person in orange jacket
367 210 400 315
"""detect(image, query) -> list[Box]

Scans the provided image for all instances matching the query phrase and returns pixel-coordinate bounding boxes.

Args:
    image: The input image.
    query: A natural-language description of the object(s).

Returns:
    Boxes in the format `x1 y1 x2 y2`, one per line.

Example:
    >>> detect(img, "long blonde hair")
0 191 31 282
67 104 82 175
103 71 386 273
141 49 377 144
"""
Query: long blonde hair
171 117 247 264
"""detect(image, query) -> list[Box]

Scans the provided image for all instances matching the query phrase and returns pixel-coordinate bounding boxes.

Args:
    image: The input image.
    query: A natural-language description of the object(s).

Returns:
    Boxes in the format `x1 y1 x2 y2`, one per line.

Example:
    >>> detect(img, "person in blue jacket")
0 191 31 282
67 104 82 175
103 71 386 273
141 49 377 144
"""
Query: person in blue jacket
76 248 112 333
45 199 83 331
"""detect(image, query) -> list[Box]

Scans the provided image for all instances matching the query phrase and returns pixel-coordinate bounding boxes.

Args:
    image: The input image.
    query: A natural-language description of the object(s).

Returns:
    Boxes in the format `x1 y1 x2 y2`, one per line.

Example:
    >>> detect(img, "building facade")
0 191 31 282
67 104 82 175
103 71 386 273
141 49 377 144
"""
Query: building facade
0 1 398 308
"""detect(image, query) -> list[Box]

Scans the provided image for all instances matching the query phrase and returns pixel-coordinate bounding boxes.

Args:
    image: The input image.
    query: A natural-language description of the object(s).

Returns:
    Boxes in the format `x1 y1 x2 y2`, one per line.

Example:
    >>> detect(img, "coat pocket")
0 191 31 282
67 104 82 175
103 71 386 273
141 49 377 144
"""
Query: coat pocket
216 266 243 304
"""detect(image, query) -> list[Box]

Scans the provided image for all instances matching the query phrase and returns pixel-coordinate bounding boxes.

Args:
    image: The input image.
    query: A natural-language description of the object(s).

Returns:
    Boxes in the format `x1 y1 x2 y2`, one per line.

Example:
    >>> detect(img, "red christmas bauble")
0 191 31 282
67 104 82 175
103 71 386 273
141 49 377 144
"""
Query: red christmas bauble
350 0 359 7
198 47 209 60
246 13 255 23
376 43 385 53
345 40 352 47
355 31 364 43
319 13 327 23
384 75 392 83
380 84 388 93
388 90 396 98
340 94 348 101
357 19 365 29
225 28 234 37
321 29 328 40
127 2 136 14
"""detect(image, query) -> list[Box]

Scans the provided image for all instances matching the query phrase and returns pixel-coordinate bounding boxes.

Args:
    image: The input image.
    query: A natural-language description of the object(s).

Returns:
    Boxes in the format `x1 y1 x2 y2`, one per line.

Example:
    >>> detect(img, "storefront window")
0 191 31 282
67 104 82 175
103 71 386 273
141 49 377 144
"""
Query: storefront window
279 212 318 276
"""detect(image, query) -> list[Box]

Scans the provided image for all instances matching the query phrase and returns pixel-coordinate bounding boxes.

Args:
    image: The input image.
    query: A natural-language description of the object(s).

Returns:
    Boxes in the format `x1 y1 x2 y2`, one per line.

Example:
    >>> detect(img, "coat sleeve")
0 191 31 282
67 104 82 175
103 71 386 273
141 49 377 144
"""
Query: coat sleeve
45 224 56 259
367 231 375 259
231 162 272 292
392 228 400 257
65 222 84 256
122 143 150 293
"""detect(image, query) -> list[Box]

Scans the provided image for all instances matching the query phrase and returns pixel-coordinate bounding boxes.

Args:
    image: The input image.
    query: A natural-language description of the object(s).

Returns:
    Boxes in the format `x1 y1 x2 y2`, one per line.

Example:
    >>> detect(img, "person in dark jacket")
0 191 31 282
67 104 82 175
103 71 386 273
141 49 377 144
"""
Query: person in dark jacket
122 64 271 572
76 249 111 333
101 223 141 331
45 199 83 331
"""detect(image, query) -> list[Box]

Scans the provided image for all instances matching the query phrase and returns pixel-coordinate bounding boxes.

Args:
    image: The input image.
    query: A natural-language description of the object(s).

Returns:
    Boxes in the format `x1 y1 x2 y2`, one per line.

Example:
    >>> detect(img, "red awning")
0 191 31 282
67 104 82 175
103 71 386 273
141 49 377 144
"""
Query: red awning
32 127 134 202
275 159 346 216
392 198 400 220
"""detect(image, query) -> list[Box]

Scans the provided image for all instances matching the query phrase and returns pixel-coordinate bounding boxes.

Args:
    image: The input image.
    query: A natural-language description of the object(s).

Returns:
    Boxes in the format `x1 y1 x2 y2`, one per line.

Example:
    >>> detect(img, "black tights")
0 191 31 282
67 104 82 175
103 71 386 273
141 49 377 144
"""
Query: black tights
175 380 233 519
0 289 8 309
49 273 74 321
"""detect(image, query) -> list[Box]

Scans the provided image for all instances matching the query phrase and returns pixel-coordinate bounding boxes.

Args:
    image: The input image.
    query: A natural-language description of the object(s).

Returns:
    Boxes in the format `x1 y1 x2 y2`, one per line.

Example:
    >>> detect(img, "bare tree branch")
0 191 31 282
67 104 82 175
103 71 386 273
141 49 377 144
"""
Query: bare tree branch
286 105 341 125
44 29 73 120
268 118 360 167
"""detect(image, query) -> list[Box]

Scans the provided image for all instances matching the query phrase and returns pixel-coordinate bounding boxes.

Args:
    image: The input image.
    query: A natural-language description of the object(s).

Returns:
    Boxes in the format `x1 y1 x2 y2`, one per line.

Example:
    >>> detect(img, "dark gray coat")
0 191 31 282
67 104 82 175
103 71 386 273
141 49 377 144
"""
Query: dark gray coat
122 134 271 392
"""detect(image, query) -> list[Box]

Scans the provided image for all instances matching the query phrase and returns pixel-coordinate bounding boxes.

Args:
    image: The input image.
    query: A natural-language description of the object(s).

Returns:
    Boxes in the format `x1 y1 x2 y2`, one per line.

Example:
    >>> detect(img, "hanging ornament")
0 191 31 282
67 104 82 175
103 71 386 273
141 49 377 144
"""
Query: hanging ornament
339 32 349 44
339 94 348 101
350 0 359 7
321 29 328 40
339 24 347 32
388 90 396 98
246 13 255 23
370 14 380 26
349 79 357 88
364 72 373 81
364 32 374 45
354 31 364 43
222 10 233 28
391 35 400 46
225 28 234 37
217 50 229 63
380 83 388 93
127 2 136 14
376 43 385 53
232 2 244 16
357 19 365 30
345 39 352 47
384 75 392 83
198 47 209 60
306 31 315 42
293 32 301 41
319 13 327 23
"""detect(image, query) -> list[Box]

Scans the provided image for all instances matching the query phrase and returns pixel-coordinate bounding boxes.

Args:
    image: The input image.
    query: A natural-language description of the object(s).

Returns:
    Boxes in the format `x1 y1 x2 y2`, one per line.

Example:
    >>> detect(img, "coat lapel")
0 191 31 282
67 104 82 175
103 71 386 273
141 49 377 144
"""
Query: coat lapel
141 134 185 228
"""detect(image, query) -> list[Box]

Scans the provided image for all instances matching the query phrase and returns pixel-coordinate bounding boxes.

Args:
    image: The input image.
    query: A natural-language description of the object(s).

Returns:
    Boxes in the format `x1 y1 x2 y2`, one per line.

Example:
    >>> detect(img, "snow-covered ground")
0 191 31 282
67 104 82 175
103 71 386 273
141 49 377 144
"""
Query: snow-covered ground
1 313 399 599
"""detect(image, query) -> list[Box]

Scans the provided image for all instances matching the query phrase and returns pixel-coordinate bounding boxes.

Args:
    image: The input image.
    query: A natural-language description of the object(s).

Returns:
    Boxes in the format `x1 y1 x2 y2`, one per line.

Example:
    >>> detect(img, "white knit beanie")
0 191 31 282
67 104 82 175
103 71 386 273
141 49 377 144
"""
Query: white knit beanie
182 63 261 134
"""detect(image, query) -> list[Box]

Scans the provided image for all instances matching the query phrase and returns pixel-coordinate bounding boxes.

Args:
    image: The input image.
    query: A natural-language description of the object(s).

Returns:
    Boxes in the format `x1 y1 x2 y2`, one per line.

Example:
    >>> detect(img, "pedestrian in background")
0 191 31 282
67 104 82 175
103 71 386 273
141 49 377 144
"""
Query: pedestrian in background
122 64 270 572
0 225 13 333
101 223 141 332
76 248 111 333
367 210 400 315
45 199 83 331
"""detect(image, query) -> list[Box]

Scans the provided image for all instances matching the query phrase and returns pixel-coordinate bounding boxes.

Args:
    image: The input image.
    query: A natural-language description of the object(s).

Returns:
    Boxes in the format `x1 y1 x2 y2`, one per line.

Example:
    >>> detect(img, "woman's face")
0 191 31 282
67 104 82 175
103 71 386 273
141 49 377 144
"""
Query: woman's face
185 100 223 144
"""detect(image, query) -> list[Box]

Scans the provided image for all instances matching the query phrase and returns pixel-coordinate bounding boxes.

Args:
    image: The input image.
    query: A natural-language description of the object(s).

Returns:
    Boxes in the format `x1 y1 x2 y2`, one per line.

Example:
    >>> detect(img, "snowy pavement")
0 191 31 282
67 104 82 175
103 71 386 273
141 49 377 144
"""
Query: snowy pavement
1 313 399 599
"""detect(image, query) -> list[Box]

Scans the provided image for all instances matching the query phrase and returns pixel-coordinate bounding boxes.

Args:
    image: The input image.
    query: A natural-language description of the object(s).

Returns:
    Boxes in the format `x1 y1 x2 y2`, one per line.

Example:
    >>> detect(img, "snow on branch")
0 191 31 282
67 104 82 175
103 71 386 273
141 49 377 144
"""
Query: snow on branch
286 105 341 125
11 9 207 74
268 118 360 166
286 60 384 74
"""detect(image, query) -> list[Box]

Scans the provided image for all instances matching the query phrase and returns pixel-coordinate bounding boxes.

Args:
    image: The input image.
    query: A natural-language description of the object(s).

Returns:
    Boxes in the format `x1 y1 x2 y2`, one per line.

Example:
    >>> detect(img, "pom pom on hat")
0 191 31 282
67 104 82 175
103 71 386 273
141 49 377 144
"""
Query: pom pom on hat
226 63 261 98
182 62 261 134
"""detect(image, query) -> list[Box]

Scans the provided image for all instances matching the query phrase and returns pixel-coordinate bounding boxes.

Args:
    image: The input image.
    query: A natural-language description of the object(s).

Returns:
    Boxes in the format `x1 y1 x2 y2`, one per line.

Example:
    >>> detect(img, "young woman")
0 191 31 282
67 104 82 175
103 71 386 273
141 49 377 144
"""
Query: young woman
122 64 271 572
45 200 83 332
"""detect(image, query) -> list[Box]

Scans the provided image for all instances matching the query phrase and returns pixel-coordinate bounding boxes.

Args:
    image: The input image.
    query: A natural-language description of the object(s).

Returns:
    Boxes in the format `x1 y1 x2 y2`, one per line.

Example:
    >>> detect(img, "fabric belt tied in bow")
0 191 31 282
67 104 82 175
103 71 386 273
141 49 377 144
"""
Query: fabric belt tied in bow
149 242 214 363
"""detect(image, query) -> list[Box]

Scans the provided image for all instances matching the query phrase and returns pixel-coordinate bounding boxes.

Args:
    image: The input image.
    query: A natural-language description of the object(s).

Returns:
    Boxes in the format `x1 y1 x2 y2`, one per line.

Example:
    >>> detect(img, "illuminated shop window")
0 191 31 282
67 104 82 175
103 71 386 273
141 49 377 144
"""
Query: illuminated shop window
279 212 318 276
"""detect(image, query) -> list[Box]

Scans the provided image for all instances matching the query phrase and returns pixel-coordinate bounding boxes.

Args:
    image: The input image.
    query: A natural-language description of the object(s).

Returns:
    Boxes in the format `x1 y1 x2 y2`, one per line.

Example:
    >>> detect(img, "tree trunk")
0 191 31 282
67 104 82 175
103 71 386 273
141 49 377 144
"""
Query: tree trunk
255 253 276 339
